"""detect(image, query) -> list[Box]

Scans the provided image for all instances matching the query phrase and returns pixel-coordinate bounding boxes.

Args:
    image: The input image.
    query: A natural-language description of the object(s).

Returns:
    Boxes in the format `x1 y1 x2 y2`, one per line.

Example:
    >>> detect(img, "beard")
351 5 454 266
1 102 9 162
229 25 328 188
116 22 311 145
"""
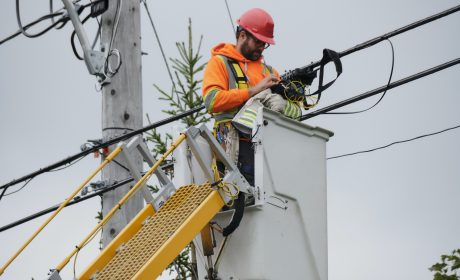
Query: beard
240 39 262 61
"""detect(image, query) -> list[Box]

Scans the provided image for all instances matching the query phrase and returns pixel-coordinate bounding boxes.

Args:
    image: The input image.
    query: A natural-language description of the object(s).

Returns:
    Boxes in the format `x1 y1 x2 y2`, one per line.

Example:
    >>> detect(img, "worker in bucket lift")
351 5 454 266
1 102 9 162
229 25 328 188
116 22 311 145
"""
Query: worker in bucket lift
202 8 301 186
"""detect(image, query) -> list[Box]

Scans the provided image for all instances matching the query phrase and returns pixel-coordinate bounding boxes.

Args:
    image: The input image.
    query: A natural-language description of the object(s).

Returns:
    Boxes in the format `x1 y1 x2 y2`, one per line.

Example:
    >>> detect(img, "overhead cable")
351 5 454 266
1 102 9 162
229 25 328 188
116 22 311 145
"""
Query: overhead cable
70 7 102 61
1 178 34 200
0 179 133 233
0 164 173 232
1 4 459 192
324 39 395 115
2 56 458 193
2 0 98 46
16 0 59 38
0 106 203 192
0 153 89 201
1 12 68 45
300 57 460 121
224 0 235 33
141 0 177 92
327 124 460 160
296 4 460 74
49 0 71 29
3 119 460 231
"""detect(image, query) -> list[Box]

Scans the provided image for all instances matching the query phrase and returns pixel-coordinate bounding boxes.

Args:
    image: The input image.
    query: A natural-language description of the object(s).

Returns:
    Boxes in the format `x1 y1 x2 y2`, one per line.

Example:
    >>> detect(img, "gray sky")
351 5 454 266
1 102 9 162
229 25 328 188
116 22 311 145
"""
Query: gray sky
1 0 459 279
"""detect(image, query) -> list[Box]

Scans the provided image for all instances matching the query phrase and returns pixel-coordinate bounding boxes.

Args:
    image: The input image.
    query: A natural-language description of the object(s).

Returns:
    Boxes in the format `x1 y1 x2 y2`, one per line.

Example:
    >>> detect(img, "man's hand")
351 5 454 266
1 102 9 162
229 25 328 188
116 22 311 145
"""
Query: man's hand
249 74 279 97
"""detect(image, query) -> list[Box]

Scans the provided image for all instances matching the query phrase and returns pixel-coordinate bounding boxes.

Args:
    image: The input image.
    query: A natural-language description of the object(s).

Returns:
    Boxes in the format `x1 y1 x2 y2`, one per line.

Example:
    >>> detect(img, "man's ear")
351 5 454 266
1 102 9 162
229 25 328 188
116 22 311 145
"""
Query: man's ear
240 30 247 40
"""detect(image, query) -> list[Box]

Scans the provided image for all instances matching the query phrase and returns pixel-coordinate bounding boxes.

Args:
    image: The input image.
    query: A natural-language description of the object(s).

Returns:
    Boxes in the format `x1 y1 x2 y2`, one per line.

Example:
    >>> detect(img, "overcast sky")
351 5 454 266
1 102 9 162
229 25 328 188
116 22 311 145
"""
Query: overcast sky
1 0 459 279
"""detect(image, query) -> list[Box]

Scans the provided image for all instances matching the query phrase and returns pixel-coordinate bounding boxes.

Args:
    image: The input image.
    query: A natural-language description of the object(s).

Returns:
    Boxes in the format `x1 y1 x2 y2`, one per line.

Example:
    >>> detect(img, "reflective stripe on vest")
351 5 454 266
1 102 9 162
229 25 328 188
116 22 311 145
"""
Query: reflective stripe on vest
210 55 273 124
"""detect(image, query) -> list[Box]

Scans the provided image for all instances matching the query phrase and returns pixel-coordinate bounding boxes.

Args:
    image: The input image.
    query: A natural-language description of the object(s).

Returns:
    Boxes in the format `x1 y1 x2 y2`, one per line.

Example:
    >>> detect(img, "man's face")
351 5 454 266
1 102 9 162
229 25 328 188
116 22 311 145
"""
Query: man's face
240 31 269 61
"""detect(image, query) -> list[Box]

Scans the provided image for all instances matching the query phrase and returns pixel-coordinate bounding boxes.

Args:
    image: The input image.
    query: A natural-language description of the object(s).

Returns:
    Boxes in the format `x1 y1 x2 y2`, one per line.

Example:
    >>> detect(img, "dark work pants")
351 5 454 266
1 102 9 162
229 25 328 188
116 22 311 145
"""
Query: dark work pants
217 139 254 186
237 140 254 186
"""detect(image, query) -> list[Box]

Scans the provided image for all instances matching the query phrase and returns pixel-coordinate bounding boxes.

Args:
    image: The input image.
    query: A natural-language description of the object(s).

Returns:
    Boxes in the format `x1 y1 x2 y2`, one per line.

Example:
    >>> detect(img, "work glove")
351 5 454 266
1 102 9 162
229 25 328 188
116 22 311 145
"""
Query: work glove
282 100 302 119
262 92 286 113
260 89 302 119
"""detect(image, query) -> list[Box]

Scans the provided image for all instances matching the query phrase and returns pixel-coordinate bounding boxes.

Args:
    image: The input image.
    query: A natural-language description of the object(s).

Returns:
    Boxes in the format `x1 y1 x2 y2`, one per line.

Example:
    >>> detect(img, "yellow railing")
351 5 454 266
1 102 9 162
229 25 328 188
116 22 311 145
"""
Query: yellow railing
54 133 187 273
0 146 123 276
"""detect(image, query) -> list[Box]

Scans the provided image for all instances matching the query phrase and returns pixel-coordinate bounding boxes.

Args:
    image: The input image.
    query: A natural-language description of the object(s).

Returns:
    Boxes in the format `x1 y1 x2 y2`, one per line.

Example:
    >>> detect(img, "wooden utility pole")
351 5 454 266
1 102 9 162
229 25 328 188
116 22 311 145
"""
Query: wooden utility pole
100 0 144 248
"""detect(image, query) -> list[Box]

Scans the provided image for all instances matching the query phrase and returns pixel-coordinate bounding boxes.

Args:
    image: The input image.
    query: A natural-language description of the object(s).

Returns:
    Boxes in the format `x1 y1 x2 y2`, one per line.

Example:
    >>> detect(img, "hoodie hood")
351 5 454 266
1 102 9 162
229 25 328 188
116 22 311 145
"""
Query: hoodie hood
211 43 263 63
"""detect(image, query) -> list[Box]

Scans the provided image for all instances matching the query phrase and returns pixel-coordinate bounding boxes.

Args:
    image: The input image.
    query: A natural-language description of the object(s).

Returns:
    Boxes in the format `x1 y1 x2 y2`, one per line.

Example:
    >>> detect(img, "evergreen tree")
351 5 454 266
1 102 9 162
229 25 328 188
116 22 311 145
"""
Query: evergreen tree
146 18 207 280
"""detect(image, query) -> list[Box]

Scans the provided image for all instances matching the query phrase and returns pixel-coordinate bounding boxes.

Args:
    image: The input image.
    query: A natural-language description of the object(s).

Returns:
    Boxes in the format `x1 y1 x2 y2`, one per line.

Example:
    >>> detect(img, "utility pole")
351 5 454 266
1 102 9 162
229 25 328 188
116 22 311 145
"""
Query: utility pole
100 0 144 248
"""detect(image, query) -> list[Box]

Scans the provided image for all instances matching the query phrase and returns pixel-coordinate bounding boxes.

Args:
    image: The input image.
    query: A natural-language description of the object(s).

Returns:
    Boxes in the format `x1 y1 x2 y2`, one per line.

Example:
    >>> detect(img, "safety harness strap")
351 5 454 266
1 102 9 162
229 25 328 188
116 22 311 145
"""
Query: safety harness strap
228 59 249 89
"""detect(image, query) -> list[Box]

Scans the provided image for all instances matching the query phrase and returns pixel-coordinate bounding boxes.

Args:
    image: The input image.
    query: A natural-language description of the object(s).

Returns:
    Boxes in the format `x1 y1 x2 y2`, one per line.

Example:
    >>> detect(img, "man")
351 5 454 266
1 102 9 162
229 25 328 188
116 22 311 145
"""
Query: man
202 8 301 185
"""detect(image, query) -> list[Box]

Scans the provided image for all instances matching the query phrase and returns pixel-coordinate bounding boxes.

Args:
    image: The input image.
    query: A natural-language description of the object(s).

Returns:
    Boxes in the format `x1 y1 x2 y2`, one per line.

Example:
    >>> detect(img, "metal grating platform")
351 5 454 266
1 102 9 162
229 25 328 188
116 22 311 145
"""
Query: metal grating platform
91 183 218 280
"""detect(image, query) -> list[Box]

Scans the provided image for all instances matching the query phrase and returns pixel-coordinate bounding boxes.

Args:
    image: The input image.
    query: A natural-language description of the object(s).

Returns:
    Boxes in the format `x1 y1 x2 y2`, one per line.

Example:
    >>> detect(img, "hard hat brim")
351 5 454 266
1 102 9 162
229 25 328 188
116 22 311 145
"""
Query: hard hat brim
248 30 275 45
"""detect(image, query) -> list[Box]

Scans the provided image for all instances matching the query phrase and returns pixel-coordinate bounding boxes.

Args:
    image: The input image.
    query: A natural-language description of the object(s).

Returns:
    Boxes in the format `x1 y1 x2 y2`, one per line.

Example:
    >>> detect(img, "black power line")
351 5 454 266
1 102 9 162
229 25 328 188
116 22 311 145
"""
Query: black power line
296 4 460 74
0 163 174 232
0 106 203 192
323 39 395 115
142 0 177 92
300 57 460 121
327 124 460 160
1 12 68 45
0 177 134 233
3 120 459 232
223 0 235 33
1 4 459 193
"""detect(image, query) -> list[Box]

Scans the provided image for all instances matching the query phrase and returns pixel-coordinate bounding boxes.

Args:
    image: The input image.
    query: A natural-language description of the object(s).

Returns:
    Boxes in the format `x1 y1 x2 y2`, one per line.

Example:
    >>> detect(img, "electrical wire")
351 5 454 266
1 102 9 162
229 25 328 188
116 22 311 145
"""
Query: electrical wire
1 12 67 45
2 124 458 227
73 245 81 278
0 177 134 232
108 0 122 51
48 154 88 172
2 6 459 192
324 39 395 114
327 124 460 160
300 57 460 121
91 15 102 50
105 49 122 78
1 178 34 200
16 0 70 38
70 222 103 277
111 159 130 172
49 0 69 30
2 0 95 46
2 152 86 200
223 0 235 33
0 106 204 193
101 0 123 79
69 2 102 60
141 0 177 92
71 13 92 60
2 56 459 196
72 224 100 278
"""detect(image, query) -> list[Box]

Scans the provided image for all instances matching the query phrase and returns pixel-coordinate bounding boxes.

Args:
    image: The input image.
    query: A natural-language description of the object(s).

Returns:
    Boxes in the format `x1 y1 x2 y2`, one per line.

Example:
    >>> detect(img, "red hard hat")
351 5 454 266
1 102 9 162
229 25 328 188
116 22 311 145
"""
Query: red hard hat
237 8 275 45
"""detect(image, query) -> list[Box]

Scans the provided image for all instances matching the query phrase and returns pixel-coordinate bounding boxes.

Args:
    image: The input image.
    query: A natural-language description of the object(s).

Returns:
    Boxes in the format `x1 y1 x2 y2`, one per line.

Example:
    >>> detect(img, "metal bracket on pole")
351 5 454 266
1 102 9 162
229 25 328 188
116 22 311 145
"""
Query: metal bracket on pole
45 269 62 280
120 136 176 211
185 125 252 198
60 0 108 78
118 139 154 205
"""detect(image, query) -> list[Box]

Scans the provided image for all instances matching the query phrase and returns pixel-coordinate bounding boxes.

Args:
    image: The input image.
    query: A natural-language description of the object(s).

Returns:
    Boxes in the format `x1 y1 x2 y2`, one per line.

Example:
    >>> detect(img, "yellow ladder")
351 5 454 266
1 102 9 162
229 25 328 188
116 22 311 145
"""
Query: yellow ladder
78 183 224 280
